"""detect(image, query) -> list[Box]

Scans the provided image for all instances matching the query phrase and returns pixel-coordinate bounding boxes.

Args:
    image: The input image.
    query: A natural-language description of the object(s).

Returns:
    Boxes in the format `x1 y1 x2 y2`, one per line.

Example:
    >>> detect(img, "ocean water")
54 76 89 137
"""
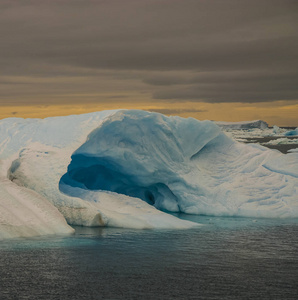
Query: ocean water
1 215 298 300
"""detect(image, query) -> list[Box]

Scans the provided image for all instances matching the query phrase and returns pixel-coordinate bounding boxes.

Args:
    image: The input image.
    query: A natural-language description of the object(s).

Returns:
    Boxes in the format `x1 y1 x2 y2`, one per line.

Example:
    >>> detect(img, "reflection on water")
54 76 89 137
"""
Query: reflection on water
1 216 298 299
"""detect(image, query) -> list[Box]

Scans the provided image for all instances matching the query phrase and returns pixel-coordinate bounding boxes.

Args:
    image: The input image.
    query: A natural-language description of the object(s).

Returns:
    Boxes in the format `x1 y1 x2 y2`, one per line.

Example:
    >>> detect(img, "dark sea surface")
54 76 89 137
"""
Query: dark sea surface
1 216 298 300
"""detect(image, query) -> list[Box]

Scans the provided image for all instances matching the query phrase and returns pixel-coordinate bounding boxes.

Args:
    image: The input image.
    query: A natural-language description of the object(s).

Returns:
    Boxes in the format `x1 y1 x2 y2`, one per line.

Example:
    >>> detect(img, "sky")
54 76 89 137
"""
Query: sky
1 0 297 126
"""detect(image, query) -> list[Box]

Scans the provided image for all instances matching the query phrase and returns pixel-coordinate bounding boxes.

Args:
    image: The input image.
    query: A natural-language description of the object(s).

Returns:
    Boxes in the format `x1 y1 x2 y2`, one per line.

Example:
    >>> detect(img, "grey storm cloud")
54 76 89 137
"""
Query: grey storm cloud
0 0 297 104
148 70 298 102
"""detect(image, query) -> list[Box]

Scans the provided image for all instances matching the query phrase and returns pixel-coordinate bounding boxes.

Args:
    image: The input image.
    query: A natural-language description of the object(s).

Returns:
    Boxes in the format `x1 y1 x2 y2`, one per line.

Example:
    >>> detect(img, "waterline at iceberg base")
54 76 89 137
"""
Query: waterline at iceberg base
0 110 297 239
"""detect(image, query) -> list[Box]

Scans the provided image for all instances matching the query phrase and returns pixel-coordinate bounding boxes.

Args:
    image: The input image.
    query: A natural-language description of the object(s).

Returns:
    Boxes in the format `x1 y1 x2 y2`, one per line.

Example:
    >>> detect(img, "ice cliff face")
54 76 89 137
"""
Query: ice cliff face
0 110 298 239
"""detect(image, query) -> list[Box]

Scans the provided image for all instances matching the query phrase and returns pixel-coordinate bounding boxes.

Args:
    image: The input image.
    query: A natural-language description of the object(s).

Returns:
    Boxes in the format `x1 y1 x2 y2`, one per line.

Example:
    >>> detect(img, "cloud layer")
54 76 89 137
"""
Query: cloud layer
1 0 297 105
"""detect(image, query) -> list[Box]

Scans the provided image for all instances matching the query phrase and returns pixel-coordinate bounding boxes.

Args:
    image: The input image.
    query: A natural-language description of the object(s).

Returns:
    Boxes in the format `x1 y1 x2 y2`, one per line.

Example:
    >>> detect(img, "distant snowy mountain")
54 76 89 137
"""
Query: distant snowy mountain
215 120 268 130
0 110 298 240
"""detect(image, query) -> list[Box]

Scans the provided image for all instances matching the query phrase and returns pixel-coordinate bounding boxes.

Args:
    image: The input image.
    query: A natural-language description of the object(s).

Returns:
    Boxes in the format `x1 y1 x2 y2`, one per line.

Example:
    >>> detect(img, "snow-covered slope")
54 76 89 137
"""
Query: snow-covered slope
0 173 73 240
215 120 268 130
1 110 298 239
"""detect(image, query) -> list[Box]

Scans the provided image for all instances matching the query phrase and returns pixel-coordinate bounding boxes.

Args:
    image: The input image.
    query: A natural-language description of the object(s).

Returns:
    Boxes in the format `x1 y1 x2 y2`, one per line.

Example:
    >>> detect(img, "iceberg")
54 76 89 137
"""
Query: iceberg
284 127 298 136
272 125 281 135
261 138 298 145
0 110 298 239
288 148 298 153
215 120 274 141
215 120 268 130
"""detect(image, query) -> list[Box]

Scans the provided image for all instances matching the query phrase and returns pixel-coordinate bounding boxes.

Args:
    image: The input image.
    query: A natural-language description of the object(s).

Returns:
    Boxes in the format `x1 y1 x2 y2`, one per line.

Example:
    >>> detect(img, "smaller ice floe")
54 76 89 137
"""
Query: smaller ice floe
288 148 298 153
284 127 298 136
216 120 284 142
261 138 298 145
215 120 268 130
224 126 288 142
224 129 268 141
234 138 250 142
272 125 281 135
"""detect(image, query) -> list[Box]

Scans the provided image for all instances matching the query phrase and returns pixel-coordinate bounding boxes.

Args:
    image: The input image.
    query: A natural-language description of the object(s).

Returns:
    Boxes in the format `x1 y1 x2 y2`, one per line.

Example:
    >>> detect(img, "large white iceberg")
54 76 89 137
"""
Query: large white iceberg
0 110 298 239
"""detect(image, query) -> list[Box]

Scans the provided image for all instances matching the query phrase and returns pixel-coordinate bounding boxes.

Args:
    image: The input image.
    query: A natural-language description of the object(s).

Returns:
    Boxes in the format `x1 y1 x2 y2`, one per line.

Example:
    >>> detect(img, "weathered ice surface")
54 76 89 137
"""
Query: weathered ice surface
0 162 73 240
61 111 298 217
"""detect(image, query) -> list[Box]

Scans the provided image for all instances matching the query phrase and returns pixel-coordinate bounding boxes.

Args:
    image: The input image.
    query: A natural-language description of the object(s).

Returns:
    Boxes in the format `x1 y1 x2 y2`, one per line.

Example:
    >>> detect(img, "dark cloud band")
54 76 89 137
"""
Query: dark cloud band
0 0 297 104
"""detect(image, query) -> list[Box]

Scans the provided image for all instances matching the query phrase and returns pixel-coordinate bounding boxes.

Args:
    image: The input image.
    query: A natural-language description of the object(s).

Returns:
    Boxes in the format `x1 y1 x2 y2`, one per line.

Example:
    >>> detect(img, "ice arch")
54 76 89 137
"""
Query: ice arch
60 110 222 212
